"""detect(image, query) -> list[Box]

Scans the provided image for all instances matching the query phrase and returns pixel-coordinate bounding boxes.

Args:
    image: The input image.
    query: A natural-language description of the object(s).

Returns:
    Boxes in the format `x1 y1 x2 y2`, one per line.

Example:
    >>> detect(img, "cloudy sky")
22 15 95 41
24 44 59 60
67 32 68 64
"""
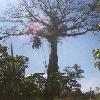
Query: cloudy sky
0 0 100 92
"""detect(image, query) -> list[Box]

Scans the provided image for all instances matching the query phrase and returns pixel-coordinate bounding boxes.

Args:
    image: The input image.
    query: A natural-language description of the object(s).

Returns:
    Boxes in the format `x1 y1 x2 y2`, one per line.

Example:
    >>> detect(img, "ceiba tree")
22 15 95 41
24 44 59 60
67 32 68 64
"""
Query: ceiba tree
0 0 100 75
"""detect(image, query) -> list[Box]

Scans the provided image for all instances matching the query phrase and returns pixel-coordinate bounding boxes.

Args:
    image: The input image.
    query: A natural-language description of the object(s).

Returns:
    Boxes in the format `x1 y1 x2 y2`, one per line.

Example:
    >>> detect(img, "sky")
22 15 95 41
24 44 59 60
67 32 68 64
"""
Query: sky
0 0 100 92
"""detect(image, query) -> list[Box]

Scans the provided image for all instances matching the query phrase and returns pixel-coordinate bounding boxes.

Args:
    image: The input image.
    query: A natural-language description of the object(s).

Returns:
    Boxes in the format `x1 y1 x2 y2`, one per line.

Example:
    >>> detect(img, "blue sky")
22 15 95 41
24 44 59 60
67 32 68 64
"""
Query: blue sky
0 0 100 92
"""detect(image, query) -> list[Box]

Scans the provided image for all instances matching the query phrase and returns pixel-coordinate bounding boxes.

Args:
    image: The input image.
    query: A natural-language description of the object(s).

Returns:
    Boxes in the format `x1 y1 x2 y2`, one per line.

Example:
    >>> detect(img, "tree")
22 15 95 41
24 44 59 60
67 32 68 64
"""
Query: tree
19 73 46 100
44 64 84 99
63 64 84 94
0 44 29 97
0 0 100 75
93 49 100 70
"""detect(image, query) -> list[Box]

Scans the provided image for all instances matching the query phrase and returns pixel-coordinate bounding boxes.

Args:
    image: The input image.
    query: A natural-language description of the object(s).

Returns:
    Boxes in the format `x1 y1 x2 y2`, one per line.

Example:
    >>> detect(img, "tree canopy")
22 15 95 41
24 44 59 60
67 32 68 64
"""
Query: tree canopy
0 0 100 38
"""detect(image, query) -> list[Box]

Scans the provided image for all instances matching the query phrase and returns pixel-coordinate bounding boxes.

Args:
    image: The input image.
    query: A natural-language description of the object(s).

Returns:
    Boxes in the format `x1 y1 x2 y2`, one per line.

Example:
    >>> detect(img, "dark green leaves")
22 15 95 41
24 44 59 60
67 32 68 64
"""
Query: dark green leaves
93 49 100 59
93 49 100 70
32 37 42 49
0 45 29 95
0 44 7 54
64 64 84 80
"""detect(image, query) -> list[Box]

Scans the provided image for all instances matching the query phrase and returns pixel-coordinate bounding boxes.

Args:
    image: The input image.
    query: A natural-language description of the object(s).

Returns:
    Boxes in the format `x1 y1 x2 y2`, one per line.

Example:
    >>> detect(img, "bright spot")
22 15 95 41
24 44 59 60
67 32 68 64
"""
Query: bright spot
43 74 47 79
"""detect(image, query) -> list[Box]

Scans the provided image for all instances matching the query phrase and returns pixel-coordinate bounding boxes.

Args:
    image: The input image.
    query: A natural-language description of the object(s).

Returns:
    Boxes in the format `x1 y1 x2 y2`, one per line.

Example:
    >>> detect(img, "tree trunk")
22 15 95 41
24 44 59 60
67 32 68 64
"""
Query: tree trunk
47 38 59 75
45 37 59 100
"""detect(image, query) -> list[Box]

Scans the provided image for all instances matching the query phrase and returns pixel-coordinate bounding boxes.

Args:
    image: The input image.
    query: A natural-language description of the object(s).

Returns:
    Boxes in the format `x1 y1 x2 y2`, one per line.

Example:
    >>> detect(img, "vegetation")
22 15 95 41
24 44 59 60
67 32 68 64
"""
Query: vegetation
0 44 99 100
93 49 100 70
0 44 29 98
0 44 86 100
0 0 100 100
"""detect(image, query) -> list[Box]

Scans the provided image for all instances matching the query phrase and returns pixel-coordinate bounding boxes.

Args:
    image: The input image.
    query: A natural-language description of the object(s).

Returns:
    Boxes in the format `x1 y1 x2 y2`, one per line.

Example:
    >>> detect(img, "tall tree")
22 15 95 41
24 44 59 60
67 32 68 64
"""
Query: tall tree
0 0 100 75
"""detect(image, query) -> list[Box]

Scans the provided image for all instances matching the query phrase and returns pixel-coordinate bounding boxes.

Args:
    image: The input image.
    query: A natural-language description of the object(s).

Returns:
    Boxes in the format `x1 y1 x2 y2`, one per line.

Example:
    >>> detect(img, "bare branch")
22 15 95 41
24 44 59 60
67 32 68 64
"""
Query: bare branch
0 0 99 38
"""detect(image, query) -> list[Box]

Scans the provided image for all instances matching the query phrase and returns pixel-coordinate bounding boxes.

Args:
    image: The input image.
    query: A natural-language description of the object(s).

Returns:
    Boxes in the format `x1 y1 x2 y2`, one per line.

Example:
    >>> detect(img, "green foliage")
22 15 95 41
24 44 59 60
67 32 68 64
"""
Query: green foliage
64 64 84 79
62 64 84 92
32 37 42 49
17 73 46 100
0 44 8 55
96 24 100 31
0 44 29 95
0 36 7 40
45 72 63 99
0 44 85 100
45 65 84 99
93 49 100 59
95 0 100 11
93 49 100 70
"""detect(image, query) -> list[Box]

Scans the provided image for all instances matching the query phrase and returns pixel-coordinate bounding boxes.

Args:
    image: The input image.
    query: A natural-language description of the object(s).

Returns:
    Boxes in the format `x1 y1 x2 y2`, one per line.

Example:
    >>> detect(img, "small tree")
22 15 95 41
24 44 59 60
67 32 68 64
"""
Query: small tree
63 64 84 93
0 44 29 96
44 64 84 99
